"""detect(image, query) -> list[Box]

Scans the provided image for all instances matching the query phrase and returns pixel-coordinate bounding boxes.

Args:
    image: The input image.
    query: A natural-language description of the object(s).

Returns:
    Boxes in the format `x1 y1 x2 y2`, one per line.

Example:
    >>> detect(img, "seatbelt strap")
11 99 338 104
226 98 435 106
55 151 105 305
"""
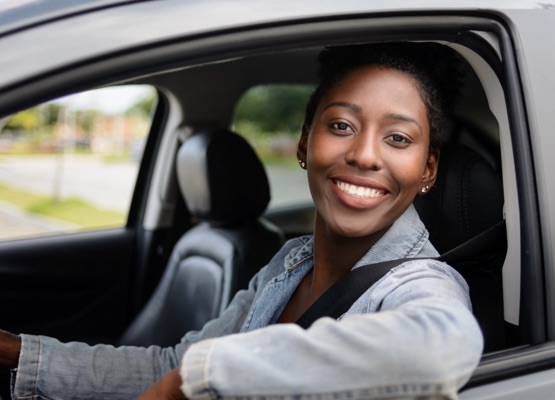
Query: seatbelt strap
295 220 506 329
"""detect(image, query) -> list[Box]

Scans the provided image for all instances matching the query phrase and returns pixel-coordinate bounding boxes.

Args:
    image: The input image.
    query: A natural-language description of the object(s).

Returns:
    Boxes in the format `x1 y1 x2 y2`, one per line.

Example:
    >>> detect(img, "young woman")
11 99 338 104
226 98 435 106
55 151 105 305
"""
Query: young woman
140 42 482 399
1 42 483 399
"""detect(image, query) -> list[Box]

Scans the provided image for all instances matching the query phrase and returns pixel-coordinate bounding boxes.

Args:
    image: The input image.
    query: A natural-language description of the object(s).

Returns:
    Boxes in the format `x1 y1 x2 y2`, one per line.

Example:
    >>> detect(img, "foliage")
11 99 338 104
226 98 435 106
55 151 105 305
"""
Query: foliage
125 92 157 118
4 108 41 132
76 109 103 135
234 85 314 136
0 86 156 155
3 103 63 133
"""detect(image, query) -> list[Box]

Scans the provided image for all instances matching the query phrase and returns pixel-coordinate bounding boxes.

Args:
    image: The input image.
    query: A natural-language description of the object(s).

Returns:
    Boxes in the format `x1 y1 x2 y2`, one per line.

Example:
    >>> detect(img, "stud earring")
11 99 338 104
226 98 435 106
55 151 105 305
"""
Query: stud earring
298 159 306 169
421 185 429 194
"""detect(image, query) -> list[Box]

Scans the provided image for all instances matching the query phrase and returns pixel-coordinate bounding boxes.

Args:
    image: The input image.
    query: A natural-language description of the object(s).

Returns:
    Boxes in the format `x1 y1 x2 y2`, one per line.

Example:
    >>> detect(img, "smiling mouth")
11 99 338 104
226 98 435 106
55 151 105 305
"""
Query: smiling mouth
335 180 386 199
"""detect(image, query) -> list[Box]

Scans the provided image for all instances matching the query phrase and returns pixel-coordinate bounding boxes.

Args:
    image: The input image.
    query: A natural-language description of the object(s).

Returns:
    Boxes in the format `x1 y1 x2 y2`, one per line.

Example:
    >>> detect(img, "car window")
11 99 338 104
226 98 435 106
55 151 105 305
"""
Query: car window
232 84 314 208
0 85 157 241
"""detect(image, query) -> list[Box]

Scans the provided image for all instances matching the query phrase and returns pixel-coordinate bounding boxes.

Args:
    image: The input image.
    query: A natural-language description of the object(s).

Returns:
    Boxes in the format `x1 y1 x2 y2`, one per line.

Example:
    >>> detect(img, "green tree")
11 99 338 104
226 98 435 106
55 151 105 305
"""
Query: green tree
234 85 314 135
125 93 157 118
77 109 102 135
4 109 40 132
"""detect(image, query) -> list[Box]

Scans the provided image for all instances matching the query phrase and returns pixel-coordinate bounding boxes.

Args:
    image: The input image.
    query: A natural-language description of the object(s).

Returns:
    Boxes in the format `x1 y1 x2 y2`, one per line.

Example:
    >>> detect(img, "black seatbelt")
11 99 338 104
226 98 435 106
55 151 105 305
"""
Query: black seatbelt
295 221 506 329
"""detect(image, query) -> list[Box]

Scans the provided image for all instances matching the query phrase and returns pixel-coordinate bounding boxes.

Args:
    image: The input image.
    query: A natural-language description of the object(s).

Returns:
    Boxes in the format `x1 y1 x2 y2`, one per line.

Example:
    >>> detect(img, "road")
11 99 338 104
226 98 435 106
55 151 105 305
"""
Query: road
0 154 311 238
0 154 138 211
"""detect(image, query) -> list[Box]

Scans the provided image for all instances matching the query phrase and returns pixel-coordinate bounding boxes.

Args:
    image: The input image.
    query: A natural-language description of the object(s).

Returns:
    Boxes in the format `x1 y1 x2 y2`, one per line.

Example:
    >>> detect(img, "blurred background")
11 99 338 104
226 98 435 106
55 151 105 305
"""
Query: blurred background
0 84 313 241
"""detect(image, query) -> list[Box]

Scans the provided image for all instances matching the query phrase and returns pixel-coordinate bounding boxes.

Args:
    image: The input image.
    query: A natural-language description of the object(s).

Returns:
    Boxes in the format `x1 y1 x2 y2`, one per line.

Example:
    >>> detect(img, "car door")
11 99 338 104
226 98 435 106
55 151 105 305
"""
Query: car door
459 8 555 399
1 1 555 399
0 85 169 344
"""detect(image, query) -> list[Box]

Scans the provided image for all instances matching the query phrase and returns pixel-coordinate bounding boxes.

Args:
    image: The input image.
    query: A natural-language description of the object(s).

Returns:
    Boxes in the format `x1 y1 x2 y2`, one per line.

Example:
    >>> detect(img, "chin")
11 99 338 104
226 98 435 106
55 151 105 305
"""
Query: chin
333 224 383 239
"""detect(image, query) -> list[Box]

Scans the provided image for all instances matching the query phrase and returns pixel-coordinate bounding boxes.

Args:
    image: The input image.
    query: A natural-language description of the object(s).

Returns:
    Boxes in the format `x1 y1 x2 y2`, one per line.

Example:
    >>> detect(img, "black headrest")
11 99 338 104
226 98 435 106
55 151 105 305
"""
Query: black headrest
413 143 504 254
176 130 271 224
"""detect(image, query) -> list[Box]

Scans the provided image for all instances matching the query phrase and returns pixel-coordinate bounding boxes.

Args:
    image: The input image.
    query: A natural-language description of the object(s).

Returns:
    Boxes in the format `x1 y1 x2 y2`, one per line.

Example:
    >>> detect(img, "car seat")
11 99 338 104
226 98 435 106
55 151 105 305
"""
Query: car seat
413 142 506 353
118 129 284 347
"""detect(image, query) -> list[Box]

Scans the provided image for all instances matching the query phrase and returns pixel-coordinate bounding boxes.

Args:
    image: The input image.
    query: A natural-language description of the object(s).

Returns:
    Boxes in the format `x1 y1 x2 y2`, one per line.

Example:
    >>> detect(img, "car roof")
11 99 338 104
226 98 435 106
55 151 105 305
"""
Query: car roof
0 0 548 37
0 0 546 90
0 0 139 37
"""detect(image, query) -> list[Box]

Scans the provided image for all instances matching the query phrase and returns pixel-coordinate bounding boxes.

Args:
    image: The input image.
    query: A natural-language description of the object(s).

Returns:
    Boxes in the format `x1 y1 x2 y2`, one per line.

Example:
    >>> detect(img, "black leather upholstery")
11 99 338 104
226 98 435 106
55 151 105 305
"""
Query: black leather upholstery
176 130 271 224
414 143 504 253
414 143 506 352
119 130 284 347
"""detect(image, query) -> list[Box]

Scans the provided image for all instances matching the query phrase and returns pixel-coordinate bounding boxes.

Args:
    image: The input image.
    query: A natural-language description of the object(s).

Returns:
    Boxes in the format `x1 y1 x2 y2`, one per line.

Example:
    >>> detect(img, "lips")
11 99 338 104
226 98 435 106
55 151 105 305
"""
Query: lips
334 179 386 199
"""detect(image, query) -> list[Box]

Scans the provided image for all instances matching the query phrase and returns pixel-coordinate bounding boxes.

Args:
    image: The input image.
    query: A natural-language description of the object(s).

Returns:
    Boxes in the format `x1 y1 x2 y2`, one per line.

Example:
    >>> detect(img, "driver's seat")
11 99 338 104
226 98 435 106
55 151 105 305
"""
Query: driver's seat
414 142 506 352
119 129 284 347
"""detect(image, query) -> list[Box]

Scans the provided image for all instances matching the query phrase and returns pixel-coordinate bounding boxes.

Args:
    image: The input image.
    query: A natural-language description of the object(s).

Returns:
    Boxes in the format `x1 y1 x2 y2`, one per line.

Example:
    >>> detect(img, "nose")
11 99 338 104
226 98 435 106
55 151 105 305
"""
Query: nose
345 131 383 171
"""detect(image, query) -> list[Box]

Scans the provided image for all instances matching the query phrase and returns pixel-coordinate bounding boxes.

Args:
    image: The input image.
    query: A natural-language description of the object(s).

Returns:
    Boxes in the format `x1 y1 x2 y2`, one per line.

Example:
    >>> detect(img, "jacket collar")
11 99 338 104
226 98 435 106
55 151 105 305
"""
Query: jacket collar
284 204 436 272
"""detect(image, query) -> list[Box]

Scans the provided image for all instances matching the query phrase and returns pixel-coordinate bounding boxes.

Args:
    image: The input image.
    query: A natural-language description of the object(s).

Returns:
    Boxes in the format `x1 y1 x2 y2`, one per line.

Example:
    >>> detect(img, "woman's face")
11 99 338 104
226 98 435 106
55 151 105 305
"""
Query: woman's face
298 65 438 240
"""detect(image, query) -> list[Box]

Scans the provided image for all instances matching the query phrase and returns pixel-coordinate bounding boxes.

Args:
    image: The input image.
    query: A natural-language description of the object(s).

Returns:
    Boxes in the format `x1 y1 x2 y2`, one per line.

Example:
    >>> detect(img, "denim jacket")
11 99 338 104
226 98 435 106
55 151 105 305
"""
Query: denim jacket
12 205 483 399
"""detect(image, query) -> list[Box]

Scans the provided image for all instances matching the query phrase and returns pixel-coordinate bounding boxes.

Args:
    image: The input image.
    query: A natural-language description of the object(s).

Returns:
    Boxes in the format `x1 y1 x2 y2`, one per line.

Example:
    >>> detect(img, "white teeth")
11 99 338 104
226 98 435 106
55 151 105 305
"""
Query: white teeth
336 181 385 199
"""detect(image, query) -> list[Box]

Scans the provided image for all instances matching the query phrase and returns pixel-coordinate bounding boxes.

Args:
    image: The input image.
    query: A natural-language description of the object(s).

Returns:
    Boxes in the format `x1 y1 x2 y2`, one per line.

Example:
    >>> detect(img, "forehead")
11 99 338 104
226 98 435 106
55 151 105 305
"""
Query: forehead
336 65 420 91
318 66 430 134
324 66 425 109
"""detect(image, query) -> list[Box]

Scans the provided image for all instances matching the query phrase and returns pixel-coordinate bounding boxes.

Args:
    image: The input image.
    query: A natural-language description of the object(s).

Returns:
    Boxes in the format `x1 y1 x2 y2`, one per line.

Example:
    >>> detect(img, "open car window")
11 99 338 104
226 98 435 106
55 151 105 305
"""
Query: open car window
0 85 157 241
232 84 313 208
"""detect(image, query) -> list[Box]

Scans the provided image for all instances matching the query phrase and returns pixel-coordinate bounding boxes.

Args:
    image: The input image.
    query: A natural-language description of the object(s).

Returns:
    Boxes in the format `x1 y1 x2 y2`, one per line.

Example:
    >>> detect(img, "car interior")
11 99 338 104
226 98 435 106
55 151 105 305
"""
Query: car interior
0 29 526 397
124 42 511 353
118 129 284 347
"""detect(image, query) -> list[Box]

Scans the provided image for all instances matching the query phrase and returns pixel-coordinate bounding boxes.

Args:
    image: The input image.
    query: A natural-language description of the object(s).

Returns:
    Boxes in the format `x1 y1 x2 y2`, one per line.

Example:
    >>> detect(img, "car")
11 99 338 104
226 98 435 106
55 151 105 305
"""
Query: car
0 0 554 398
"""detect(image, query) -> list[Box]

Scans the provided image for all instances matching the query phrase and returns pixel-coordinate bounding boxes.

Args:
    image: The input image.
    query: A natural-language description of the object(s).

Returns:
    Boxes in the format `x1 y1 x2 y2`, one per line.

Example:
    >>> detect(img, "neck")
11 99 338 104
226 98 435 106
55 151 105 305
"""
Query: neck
276 212 391 324
310 212 388 293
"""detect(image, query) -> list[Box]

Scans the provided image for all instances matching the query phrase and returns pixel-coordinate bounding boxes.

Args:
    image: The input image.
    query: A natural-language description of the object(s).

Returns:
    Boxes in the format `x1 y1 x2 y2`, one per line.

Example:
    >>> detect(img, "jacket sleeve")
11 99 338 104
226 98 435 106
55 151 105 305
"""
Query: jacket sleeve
11 270 262 400
11 239 301 400
179 260 484 400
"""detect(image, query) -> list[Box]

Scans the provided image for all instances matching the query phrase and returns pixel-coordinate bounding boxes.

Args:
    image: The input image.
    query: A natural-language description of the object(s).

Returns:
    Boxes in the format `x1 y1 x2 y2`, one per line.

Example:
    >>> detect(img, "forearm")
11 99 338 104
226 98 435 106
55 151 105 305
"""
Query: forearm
181 307 482 400
0 330 21 369
11 278 258 399
12 334 185 399
179 263 483 399
139 368 187 400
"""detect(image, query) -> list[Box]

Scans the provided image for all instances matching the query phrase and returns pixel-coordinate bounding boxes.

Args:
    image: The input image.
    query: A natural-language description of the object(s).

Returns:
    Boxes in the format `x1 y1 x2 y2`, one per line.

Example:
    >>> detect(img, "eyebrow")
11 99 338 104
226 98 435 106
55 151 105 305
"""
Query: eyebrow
384 113 423 134
323 101 362 113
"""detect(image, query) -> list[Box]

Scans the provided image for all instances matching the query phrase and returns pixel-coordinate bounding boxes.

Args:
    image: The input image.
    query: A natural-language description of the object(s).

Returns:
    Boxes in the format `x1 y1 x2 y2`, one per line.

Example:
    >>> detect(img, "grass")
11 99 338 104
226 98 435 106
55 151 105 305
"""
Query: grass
0 184 126 228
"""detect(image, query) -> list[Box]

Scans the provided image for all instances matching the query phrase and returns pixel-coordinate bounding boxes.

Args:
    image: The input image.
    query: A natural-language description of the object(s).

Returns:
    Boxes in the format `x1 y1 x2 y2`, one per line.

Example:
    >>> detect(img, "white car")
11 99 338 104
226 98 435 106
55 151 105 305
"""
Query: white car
0 1 553 399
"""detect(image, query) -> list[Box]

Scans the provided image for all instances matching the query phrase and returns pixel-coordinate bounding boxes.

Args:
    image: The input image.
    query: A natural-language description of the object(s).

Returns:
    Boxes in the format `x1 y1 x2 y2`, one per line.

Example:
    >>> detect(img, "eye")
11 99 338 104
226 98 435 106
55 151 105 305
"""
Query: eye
385 133 412 147
328 121 353 133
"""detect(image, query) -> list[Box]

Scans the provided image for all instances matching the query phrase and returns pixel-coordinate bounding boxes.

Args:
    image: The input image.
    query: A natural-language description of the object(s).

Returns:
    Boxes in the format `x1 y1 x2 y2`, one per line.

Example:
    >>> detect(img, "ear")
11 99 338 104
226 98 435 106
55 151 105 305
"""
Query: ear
297 124 309 168
419 149 439 195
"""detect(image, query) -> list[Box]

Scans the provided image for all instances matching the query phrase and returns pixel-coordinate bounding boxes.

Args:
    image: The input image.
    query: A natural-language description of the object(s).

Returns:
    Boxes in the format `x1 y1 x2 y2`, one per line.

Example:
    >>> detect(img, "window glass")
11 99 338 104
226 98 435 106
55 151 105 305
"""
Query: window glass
0 85 157 241
232 84 314 208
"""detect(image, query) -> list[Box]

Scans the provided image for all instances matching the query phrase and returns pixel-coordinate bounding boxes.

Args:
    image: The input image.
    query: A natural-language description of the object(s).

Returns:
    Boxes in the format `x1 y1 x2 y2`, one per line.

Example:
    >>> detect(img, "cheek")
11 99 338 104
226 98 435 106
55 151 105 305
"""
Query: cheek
307 132 338 166
388 153 428 189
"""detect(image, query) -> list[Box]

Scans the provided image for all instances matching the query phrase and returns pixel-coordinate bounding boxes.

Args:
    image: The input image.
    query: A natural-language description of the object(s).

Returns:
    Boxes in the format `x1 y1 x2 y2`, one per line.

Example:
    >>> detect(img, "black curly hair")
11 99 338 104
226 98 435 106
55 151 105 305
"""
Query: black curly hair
303 42 464 154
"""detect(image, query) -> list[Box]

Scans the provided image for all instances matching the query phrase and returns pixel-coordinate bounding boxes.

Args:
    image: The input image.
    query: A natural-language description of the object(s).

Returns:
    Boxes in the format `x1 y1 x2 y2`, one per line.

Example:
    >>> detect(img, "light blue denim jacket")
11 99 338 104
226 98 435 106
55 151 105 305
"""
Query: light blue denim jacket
12 205 483 399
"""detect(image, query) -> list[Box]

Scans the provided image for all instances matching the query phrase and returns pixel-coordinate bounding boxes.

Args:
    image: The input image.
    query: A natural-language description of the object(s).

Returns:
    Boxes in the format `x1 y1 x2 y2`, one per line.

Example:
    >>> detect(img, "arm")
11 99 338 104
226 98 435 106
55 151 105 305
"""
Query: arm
139 368 186 400
179 260 483 400
10 238 300 400
11 270 261 400
0 330 21 368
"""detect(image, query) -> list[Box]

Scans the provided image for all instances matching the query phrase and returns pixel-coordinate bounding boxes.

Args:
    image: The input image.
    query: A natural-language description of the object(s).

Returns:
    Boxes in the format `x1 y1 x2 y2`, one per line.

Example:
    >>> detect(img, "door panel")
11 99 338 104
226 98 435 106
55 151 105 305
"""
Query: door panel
0 228 135 344
461 368 555 400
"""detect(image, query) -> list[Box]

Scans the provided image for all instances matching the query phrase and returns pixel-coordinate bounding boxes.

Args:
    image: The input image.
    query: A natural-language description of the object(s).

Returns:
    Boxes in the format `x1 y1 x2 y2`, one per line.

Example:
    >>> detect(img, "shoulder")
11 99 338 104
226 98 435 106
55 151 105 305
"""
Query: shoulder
391 259 472 308
351 258 472 315
391 258 468 290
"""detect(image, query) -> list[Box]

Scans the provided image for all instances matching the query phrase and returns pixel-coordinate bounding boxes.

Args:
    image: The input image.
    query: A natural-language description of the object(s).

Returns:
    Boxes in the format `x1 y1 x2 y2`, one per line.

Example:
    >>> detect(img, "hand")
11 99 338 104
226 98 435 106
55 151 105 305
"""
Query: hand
138 368 186 400
0 330 20 369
